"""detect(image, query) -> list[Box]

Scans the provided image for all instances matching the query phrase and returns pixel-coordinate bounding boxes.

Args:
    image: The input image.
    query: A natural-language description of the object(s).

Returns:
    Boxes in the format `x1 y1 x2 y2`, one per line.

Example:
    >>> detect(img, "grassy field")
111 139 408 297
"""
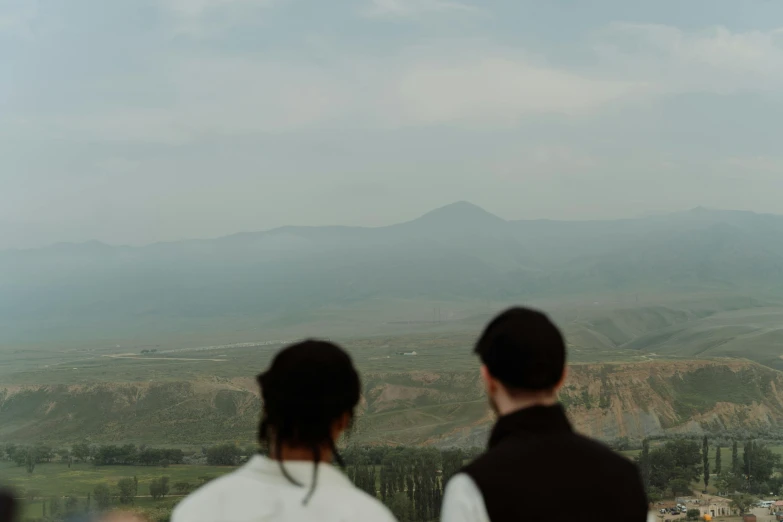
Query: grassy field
0 460 238 518
3 290 780 383
0 461 237 498
3 292 772 387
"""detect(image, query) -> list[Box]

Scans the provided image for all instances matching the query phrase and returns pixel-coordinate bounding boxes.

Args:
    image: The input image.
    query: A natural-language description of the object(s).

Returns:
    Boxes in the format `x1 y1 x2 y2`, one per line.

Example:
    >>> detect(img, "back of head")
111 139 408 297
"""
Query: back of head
257 339 361 459
475 307 566 391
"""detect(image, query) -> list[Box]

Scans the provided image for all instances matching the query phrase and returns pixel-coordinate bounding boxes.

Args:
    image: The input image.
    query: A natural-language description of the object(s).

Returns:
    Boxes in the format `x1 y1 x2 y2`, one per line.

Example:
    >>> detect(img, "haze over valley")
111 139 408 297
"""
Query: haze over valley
4 202 783 449
4 201 783 347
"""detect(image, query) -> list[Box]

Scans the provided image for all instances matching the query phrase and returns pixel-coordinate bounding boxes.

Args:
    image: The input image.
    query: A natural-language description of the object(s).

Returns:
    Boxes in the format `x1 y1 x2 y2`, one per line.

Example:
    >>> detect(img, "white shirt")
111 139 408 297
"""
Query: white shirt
441 473 490 522
172 455 397 522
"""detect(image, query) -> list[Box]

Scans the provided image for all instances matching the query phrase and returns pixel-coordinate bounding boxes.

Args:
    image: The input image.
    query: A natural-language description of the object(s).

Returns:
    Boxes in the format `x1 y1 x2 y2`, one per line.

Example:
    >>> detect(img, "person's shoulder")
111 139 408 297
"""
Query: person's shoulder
443 472 482 501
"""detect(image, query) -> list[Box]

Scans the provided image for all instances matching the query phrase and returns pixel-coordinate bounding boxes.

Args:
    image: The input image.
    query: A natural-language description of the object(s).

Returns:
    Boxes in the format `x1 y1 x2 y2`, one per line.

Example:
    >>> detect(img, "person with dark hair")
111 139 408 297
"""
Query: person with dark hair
172 340 396 522
441 307 648 522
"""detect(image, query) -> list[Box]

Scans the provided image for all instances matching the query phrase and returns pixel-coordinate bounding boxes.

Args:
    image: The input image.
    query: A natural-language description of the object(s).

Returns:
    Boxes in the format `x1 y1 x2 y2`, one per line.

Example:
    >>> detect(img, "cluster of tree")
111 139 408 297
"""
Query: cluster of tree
42 488 176 522
89 477 140 512
149 477 171 500
2 442 185 473
68 442 94 463
140 349 158 354
638 438 701 500
342 446 477 522
729 494 758 515
116 477 138 504
3 443 55 473
638 436 782 501
608 437 643 452
56 448 74 468
379 447 442 522
92 444 136 465
742 440 781 492
205 443 243 466
93 483 112 511
20 475 182 522
92 476 139 509
137 448 185 467
715 440 783 496
42 495 83 520
344 450 376 497
703 436 710 489
93 444 184 466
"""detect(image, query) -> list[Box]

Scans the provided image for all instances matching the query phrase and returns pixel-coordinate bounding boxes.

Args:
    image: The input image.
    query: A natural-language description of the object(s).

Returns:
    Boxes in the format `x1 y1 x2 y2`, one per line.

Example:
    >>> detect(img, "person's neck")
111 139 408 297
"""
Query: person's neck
496 393 558 417
270 444 333 463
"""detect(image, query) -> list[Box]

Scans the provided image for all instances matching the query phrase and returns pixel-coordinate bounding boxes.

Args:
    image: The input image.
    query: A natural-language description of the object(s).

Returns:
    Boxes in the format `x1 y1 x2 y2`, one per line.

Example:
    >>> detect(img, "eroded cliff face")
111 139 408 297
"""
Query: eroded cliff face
2 360 783 446
358 360 783 446
562 360 783 439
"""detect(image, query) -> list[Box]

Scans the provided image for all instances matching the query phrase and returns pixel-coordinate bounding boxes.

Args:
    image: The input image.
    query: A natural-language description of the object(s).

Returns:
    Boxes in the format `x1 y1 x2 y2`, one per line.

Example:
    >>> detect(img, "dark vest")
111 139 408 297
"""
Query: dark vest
462 405 648 522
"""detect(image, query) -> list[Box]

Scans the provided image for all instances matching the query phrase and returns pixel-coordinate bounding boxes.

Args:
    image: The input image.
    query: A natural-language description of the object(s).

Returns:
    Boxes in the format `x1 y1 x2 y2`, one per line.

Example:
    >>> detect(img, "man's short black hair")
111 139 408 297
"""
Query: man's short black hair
474 307 566 391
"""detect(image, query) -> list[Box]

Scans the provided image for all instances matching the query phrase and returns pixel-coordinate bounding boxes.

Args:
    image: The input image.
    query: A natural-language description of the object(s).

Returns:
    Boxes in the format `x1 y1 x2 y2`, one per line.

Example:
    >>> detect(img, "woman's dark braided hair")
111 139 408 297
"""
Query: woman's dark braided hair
257 340 361 505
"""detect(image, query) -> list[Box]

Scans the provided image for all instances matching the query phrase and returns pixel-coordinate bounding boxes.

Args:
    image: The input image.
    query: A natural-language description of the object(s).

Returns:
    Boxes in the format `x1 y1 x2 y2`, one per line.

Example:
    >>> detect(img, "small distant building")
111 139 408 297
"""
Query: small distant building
697 496 733 518
403 351 418 356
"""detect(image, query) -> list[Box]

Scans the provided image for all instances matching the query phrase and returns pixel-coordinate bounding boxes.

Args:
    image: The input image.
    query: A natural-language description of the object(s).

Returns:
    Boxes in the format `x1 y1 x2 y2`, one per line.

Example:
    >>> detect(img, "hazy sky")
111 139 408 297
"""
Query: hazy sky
2 0 783 248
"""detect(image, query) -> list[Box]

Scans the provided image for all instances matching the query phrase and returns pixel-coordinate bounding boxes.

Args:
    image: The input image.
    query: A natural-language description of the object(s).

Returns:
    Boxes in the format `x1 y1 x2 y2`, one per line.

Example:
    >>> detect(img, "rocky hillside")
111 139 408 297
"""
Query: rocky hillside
2 360 783 447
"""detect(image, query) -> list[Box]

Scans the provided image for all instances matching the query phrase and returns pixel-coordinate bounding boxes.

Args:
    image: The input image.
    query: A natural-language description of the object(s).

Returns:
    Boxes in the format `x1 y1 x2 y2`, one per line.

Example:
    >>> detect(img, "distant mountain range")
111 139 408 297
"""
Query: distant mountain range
3 202 783 345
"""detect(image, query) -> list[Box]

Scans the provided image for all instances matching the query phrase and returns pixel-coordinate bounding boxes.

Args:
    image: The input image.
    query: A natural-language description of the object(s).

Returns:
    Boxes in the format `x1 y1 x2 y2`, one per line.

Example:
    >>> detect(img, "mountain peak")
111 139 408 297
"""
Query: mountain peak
395 201 508 234
438 200 484 211
417 201 505 223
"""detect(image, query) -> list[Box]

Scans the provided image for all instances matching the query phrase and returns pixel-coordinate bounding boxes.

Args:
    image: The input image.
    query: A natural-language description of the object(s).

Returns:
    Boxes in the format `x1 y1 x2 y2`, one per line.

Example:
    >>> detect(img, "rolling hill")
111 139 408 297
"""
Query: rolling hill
2 360 783 447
